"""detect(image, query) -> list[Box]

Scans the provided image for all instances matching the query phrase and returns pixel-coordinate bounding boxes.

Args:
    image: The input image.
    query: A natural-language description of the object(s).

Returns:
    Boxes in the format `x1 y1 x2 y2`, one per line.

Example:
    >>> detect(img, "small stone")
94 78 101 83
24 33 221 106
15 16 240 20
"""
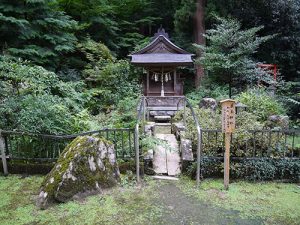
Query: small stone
199 98 217 111
267 115 289 129
180 139 193 161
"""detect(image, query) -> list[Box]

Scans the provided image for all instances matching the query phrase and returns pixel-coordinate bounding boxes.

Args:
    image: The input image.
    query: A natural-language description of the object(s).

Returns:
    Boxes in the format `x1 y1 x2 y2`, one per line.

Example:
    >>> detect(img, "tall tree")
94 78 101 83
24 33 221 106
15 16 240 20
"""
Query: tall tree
194 0 206 88
206 0 300 82
57 0 119 50
174 0 206 88
195 17 274 97
58 0 166 57
0 0 78 70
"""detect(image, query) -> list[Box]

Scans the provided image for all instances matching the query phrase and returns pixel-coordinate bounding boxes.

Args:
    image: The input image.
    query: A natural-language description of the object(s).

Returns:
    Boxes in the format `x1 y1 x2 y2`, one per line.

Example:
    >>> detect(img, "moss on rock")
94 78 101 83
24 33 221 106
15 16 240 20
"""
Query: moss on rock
36 135 120 209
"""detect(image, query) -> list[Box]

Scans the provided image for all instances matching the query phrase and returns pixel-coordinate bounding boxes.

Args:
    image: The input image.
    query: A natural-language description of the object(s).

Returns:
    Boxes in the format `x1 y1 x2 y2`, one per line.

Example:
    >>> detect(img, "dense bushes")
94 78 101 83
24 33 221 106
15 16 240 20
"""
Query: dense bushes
0 57 91 134
174 108 267 156
236 88 286 121
92 97 139 129
185 84 229 106
0 43 141 133
187 158 300 182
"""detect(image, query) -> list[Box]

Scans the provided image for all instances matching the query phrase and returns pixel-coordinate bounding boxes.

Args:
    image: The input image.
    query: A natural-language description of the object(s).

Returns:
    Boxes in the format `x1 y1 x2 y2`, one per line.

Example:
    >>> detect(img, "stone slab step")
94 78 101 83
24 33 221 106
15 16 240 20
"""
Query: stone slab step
153 142 168 174
152 175 179 181
154 123 172 134
153 134 181 176
154 115 171 122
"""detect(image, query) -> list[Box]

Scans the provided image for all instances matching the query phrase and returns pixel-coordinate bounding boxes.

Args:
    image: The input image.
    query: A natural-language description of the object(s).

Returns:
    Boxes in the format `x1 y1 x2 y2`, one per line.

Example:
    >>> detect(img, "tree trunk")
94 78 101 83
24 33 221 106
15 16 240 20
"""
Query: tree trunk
194 0 206 89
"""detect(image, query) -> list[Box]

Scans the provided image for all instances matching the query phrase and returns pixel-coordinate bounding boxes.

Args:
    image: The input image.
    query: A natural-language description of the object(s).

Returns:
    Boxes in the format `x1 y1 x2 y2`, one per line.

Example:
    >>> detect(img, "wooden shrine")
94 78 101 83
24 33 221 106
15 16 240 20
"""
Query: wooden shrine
129 28 194 98
129 28 194 117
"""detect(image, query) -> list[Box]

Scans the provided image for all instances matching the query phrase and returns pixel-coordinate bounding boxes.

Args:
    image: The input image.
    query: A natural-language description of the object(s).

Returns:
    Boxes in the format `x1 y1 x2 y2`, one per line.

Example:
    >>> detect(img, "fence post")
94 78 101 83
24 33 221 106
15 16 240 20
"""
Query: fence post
143 97 146 132
183 98 187 127
134 125 140 184
0 130 8 176
143 97 146 122
196 126 201 187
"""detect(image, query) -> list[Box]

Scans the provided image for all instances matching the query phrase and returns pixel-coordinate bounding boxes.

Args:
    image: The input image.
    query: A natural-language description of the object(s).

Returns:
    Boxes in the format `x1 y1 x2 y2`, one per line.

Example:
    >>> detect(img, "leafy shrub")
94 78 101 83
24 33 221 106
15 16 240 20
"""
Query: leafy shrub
187 158 223 178
277 81 300 122
236 88 286 121
185 84 229 106
80 39 141 114
0 57 91 134
91 96 139 129
274 159 300 182
233 159 277 181
174 108 264 156
186 158 300 182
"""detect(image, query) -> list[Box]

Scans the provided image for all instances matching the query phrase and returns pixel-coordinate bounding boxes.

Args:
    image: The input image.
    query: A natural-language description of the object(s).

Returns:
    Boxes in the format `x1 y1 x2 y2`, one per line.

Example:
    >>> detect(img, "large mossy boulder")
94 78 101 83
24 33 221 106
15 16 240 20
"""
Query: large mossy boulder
37 135 120 209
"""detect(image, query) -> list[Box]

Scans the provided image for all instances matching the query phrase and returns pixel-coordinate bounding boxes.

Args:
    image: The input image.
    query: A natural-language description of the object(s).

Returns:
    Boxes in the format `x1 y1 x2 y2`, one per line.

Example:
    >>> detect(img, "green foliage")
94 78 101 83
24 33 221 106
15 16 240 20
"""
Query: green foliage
233 158 300 182
221 0 300 82
0 0 78 69
187 158 300 182
78 37 114 67
0 57 90 134
79 38 140 114
185 84 229 106
276 81 300 121
140 134 174 155
195 17 274 96
100 97 139 128
174 108 264 156
236 88 286 121
58 0 161 56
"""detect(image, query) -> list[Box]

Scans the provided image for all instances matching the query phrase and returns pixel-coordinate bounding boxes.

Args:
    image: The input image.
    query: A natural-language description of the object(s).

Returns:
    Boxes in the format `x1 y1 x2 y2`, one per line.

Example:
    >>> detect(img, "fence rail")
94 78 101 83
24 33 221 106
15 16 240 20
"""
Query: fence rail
0 128 135 163
200 129 300 158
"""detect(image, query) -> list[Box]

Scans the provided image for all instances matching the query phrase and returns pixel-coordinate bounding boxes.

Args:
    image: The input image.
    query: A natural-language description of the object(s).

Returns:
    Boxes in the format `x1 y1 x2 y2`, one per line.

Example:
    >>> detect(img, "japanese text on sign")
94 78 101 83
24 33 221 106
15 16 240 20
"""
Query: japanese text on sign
220 99 236 133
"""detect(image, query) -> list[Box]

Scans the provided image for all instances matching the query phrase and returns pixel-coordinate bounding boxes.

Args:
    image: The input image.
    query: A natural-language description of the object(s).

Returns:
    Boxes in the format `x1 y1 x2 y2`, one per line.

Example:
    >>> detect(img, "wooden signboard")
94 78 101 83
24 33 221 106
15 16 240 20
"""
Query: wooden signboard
220 99 236 190
221 99 236 133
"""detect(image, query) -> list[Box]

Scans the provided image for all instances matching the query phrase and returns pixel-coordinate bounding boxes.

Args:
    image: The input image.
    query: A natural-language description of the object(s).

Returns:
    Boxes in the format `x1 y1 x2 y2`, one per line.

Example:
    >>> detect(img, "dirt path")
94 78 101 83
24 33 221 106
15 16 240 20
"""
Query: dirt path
153 181 262 225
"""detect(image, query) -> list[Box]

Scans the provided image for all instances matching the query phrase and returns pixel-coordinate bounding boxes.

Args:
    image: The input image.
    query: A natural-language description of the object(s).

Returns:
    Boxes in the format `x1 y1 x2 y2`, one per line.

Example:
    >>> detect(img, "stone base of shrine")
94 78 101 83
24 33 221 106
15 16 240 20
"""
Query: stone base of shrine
144 96 184 120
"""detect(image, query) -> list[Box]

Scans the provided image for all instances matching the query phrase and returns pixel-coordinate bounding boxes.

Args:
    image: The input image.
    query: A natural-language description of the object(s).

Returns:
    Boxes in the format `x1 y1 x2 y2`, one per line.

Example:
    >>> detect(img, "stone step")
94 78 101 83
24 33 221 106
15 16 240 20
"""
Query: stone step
153 142 168 174
154 123 172 134
153 134 181 176
154 115 171 122
152 175 179 181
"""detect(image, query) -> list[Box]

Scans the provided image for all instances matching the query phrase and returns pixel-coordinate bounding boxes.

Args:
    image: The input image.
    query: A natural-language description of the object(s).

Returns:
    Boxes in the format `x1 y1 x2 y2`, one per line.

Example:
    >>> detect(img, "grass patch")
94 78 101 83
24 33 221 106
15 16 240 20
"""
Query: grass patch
1 175 299 225
0 175 162 225
177 177 300 225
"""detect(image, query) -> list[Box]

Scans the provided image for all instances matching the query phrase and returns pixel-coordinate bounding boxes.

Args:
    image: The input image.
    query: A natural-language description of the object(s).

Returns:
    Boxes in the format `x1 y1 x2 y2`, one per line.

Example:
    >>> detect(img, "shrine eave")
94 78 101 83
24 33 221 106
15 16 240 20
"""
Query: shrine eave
130 53 194 66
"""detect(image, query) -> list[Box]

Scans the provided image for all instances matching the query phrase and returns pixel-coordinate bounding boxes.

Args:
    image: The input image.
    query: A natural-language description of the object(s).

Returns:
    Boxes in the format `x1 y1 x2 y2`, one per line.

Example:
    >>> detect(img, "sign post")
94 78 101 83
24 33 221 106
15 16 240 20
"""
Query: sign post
220 99 236 190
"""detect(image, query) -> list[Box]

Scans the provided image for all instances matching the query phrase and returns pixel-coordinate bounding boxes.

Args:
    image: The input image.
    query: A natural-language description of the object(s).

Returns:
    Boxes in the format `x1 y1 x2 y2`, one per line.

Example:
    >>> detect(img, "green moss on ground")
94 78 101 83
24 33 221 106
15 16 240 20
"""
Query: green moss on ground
1 175 299 225
0 175 162 225
177 177 300 225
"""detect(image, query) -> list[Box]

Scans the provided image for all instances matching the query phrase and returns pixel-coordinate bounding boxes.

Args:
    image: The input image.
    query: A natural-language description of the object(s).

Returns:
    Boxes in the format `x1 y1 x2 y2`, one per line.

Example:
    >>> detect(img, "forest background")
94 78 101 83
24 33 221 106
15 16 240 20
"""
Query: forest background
0 0 299 134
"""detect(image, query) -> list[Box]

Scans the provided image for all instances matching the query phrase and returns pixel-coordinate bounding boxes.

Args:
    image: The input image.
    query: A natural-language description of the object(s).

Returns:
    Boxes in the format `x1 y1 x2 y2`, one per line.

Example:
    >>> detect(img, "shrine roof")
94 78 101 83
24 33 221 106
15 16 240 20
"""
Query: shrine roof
129 28 194 66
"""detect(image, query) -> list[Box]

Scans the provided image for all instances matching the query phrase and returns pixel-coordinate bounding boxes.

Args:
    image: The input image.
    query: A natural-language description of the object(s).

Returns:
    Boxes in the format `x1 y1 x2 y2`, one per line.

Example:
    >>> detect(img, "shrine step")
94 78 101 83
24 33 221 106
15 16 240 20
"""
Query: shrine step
154 115 171 122
153 134 181 176
152 175 179 181
154 123 171 134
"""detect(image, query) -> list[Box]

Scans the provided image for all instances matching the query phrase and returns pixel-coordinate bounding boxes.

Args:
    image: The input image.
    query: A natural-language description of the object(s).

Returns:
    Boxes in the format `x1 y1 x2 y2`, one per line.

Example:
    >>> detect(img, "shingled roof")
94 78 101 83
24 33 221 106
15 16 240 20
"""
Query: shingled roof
129 28 194 66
